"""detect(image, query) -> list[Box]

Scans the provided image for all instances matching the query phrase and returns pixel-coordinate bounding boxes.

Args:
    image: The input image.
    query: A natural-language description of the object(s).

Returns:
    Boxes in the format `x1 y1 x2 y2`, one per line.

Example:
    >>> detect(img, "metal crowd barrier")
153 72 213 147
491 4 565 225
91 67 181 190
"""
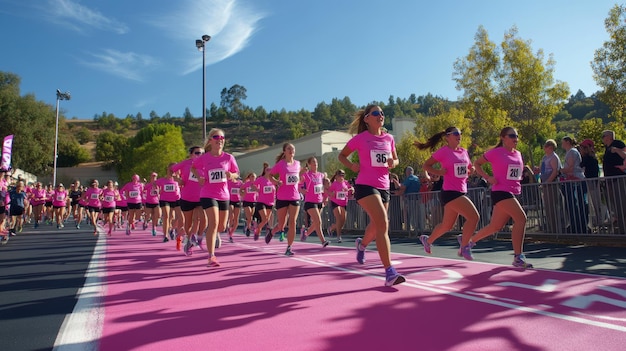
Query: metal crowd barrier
237 175 626 238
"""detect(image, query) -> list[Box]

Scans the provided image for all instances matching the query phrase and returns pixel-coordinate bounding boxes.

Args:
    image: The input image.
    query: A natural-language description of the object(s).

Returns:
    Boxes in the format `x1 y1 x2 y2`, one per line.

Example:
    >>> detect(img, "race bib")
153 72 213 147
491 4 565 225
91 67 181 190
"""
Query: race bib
104 195 114 202
336 191 347 200
129 191 139 198
286 173 299 185
247 186 257 194
314 184 324 194
454 163 468 178
507 165 522 181
370 150 390 167
209 169 226 183
231 187 240 195
263 185 273 194
188 172 199 183
164 184 175 192
90 193 99 200
150 190 158 196
56 195 65 201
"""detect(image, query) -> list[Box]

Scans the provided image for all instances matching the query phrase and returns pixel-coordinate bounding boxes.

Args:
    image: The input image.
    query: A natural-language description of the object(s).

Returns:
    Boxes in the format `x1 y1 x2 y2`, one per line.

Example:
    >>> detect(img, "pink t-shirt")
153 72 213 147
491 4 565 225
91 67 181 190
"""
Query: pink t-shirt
346 131 395 189
84 187 102 208
242 180 257 203
31 188 47 206
192 152 239 201
101 188 117 208
52 189 68 207
484 147 523 195
171 159 201 202
301 171 325 204
271 159 301 201
122 182 143 204
144 182 159 205
328 180 352 207
432 146 471 193
156 177 180 202
228 179 243 202
255 176 276 206
116 190 127 207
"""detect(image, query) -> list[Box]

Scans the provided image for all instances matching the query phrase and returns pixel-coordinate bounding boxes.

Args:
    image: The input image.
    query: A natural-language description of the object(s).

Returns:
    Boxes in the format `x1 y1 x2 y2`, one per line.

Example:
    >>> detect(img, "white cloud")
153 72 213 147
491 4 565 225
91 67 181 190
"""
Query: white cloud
46 0 129 34
147 0 267 75
78 49 159 82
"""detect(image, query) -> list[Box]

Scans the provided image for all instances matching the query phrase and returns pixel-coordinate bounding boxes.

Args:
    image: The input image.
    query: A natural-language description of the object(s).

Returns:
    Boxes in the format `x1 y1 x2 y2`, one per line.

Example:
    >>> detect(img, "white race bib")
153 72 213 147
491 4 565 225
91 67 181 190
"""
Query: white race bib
370 150 390 167
90 193 99 200
188 172 199 183
209 169 226 183
129 191 139 198
507 165 522 181
454 163 468 178
286 173 299 185
231 187 240 195
164 184 175 192
336 191 347 200
263 185 273 194
314 184 324 194
56 195 65 201
150 190 158 196
104 195 114 202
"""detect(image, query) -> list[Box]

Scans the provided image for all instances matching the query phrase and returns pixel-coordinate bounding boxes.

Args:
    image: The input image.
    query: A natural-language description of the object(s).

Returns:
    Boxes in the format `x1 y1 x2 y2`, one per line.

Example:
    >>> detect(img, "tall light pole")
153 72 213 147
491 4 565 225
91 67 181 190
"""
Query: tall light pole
195 34 211 143
53 89 71 186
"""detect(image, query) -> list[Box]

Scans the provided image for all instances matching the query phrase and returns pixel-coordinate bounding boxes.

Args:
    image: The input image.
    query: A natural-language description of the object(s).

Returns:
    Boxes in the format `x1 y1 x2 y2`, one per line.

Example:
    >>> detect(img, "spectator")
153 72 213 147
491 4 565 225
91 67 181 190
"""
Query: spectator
601 130 626 233
580 139 603 228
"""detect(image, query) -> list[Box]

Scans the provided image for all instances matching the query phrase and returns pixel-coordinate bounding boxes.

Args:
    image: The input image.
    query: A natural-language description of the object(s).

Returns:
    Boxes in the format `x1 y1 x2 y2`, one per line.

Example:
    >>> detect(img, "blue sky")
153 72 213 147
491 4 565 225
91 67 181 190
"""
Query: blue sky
0 0 617 120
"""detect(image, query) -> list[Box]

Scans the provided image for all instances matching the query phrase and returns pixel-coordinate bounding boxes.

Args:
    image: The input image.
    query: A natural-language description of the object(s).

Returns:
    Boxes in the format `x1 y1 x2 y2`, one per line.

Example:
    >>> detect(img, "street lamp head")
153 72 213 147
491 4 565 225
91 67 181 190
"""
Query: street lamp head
195 39 204 50
56 89 70 100
202 34 211 42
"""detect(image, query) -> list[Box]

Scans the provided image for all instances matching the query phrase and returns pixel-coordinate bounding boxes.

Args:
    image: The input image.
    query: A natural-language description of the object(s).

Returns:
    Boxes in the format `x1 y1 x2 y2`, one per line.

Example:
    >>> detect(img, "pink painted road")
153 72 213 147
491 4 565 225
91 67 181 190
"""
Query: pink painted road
95 231 626 351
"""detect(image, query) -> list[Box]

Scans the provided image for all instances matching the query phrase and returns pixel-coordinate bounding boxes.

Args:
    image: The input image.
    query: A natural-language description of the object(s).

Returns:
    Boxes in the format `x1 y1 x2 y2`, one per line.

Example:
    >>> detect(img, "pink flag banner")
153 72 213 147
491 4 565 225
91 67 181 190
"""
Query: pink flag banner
1 134 14 170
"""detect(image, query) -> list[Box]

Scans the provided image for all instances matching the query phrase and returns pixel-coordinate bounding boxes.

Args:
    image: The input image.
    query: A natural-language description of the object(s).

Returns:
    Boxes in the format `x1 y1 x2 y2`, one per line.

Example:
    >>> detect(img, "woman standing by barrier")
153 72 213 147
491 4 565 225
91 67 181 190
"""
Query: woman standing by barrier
327 169 353 243
579 139 602 228
470 127 533 268
415 127 479 260
191 128 239 267
338 104 405 287
540 139 564 233
265 143 301 257
561 136 588 233
299 157 330 247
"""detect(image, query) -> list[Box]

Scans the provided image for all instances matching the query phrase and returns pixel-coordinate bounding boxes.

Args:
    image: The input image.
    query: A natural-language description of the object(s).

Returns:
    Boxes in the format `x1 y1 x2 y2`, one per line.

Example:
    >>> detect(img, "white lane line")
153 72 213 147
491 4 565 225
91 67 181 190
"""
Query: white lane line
53 228 107 351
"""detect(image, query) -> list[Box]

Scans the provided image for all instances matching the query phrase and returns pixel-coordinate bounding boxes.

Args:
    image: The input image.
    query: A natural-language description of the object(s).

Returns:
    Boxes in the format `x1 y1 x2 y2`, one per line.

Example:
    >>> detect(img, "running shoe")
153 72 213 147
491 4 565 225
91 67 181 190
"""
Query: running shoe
419 235 432 254
57 224 61 229
176 235 182 251
142 221 148 230
18 226 22 233
125 226 131 235
76 224 80 229
245 228 251 237
512 254 533 269
107 228 112 236
254 229 260 241
208 256 220 267
279 231 285 242
183 240 193 256
169 228 175 240
9 229 16 236
151 229 156 236
265 230 273 244
215 234 222 249
285 246 294 256
322 240 330 248
34 222 39 229
337 237 343 243
384 266 406 287
300 227 307 242
456 234 476 248
0 235 8 245
229 236 234 243
355 237 365 264
458 244 474 261
163 236 169 243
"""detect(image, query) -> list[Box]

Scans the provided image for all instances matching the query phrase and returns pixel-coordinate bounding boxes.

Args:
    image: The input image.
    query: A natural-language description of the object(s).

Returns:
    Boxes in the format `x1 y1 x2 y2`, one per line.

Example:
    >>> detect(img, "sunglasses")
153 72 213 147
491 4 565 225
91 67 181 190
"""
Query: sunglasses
507 134 519 139
212 135 225 140
446 131 462 136
193 151 203 155
366 110 384 117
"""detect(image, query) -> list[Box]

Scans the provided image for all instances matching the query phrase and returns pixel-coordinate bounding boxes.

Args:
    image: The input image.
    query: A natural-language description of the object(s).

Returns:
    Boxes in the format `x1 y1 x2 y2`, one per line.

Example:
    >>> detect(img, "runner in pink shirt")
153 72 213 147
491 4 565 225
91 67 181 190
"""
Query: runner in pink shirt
327 169 354 243
191 128 239 267
83 180 103 235
101 180 118 236
51 183 69 229
30 182 46 228
338 104 405 287
0 171 8 238
45 184 54 225
121 174 144 235
170 146 206 254
470 127 533 269
227 177 243 242
144 172 161 237
114 182 127 231
157 166 182 243
299 157 329 247
76 188 89 229
240 172 258 238
264 143 301 257
415 126 480 261
253 163 275 242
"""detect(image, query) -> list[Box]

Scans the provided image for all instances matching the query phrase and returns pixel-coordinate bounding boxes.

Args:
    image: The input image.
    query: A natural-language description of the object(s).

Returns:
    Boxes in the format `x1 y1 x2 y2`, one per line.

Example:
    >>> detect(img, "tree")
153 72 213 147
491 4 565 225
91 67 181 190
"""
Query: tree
57 138 90 167
592 4 626 123
95 131 128 169
220 84 247 122
74 127 93 144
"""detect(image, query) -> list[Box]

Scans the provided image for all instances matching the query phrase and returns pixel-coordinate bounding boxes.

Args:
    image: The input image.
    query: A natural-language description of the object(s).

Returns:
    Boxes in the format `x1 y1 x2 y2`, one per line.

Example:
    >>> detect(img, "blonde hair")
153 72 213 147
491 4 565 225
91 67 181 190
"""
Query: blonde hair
348 104 379 135
204 128 225 151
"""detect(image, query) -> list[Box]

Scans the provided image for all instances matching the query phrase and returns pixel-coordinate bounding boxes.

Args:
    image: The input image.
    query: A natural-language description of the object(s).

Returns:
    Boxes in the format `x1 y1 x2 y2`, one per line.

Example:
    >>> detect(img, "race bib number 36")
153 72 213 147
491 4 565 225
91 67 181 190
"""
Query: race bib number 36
370 150 390 167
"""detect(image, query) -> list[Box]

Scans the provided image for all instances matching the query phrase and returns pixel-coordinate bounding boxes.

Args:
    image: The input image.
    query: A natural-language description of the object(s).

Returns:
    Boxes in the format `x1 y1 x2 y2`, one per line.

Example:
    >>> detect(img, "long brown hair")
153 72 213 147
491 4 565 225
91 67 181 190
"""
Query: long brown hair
348 104 379 135
496 126 516 148
414 127 457 151
275 143 293 163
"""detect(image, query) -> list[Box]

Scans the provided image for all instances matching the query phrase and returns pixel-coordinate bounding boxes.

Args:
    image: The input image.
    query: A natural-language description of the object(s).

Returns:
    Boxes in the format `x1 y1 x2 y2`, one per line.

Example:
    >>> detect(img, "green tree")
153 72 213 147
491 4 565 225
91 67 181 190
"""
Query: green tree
220 84 247 122
57 138 90 167
95 131 128 169
592 4 626 123
74 127 93 144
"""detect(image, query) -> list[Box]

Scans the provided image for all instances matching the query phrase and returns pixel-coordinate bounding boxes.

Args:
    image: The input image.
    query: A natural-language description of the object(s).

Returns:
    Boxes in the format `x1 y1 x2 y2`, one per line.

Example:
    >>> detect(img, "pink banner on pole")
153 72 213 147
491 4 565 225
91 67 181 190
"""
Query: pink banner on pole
1 134 14 170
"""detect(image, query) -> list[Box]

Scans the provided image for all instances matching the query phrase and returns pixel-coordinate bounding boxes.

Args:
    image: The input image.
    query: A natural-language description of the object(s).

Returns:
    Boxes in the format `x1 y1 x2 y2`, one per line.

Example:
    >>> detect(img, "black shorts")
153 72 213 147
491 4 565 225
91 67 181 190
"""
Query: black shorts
45 201 53 207
255 202 273 211
180 199 201 212
0 206 5 215
275 199 300 210
53 205 65 209
116 205 128 212
304 202 323 211
200 198 229 211
127 203 142 210
242 201 256 209
230 201 242 208
441 191 466 206
145 203 159 209
10 206 24 216
88 206 101 213
491 191 515 206
330 201 346 210
159 200 180 208
102 207 115 214
354 184 390 204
